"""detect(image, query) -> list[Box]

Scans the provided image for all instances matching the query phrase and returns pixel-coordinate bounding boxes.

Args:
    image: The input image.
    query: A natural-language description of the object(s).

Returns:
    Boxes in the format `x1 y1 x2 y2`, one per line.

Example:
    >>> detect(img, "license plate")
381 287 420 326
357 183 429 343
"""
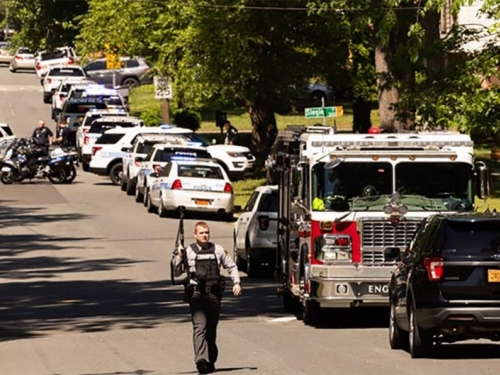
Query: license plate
195 199 209 206
488 269 500 282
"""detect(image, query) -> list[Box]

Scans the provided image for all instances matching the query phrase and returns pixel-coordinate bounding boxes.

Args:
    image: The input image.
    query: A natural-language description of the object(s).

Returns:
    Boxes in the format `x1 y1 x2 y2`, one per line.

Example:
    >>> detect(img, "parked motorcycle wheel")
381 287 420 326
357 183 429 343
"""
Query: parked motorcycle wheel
48 169 67 184
64 165 77 183
1 171 16 185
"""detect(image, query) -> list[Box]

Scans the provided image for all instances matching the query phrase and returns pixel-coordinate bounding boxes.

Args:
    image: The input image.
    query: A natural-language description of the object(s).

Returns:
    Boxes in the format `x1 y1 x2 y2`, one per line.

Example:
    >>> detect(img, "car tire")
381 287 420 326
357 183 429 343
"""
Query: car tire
245 238 260 278
120 176 127 191
10 67 16 73
146 191 156 213
82 162 90 172
135 186 143 203
121 77 139 88
389 301 408 350
126 176 136 196
143 187 149 207
409 304 432 358
158 195 168 218
303 300 321 327
43 94 51 104
109 163 123 186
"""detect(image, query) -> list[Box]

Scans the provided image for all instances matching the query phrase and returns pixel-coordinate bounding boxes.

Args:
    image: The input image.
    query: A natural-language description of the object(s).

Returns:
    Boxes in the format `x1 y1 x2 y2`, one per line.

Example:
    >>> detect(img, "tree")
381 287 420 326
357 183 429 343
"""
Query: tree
6 0 88 50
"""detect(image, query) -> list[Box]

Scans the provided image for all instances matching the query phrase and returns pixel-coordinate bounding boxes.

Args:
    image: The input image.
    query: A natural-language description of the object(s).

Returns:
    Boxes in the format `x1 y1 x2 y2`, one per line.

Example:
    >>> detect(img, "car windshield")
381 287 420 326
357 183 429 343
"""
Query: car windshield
312 162 392 211
258 191 278 212
178 165 223 179
18 47 32 54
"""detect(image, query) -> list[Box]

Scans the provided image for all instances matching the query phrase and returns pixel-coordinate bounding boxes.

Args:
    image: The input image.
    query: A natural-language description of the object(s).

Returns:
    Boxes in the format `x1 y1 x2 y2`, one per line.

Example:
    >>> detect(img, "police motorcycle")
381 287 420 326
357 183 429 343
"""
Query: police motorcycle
0 138 76 184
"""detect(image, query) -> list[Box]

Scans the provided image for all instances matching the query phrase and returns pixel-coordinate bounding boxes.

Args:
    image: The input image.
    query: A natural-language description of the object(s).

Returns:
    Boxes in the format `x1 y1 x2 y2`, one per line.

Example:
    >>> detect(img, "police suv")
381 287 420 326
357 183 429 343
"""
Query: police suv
80 116 144 172
146 154 234 220
88 126 192 185
135 145 211 204
121 133 189 195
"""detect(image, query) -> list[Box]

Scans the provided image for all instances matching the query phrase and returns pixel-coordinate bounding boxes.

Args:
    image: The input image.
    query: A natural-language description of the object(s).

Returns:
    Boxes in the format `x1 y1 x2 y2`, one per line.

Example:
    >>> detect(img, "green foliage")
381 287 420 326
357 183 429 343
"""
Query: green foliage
140 107 163 127
173 109 201 131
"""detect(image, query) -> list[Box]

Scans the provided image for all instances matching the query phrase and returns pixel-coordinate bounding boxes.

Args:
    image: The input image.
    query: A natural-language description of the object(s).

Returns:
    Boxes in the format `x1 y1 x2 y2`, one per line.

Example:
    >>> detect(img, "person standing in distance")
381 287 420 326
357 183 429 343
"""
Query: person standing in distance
32 120 53 156
55 119 72 148
223 121 238 145
172 222 242 374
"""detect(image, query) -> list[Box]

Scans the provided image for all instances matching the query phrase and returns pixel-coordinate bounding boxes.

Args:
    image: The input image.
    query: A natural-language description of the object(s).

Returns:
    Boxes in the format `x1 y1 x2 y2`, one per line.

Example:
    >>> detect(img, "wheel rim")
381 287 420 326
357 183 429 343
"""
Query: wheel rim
114 169 122 183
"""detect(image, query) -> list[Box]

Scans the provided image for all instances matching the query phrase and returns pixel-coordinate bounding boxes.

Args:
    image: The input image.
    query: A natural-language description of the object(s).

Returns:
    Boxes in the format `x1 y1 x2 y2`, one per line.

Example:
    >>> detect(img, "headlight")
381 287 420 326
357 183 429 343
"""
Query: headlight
227 152 245 157
314 235 352 263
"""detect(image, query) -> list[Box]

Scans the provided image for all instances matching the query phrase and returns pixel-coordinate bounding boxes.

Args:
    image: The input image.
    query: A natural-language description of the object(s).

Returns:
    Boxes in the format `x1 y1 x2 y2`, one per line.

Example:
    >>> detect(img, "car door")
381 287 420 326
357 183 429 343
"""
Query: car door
235 191 261 255
137 149 155 193
84 60 110 84
152 162 173 206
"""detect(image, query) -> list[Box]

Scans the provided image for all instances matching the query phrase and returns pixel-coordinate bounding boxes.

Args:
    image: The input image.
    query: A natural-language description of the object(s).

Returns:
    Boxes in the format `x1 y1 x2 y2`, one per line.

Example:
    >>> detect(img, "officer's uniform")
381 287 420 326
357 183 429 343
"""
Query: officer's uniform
32 127 53 155
58 127 72 148
172 242 240 372
224 126 238 145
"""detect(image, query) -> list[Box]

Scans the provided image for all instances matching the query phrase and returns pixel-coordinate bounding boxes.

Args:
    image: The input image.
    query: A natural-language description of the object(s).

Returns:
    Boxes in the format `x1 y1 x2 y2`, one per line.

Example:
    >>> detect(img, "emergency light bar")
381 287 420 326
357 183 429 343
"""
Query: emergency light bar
311 140 473 148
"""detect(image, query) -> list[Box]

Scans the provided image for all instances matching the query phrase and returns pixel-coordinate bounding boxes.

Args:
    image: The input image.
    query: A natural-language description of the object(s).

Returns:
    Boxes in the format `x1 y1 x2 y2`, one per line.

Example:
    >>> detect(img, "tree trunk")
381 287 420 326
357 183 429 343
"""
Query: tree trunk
375 44 401 131
249 102 276 153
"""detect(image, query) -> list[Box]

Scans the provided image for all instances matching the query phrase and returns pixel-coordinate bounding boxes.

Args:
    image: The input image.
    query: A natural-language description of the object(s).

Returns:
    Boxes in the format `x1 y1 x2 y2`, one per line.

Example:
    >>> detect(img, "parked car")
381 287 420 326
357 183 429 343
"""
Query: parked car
0 123 16 157
35 46 79 79
9 47 35 72
388 212 500 358
0 41 12 65
83 56 153 88
233 185 278 277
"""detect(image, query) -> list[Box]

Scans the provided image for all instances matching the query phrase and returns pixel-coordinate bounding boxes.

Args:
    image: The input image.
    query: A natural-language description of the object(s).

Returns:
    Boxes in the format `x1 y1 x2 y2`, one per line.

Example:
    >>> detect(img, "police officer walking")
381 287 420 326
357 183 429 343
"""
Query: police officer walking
32 120 53 156
172 221 242 374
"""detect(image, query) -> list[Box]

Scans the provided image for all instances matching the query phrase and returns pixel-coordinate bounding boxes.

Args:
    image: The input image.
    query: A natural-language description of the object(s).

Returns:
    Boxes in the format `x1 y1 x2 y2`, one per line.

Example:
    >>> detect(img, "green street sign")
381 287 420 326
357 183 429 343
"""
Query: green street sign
305 106 344 119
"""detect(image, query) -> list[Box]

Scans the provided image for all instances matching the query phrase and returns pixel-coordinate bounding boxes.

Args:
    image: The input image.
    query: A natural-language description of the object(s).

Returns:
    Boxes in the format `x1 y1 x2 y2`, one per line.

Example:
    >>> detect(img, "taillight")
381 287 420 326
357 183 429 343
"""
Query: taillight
223 183 233 193
68 57 74 64
59 94 65 101
47 78 52 84
83 129 89 133
424 257 444 281
83 136 89 145
36 62 41 70
92 146 102 156
15 55 22 60
257 215 270 231
171 179 182 190
152 164 162 174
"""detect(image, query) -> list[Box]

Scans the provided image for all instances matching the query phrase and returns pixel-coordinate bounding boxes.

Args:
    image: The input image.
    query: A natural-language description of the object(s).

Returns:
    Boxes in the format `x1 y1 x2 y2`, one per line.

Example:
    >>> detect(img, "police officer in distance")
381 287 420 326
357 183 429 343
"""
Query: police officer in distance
223 121 238 145
172 221 242 374
32 120 53 156
55 119 72 148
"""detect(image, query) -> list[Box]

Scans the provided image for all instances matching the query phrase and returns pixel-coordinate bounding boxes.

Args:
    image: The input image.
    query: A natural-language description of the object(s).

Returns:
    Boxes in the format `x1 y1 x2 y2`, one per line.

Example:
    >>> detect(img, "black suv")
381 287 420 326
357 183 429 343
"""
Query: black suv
387 212 500 358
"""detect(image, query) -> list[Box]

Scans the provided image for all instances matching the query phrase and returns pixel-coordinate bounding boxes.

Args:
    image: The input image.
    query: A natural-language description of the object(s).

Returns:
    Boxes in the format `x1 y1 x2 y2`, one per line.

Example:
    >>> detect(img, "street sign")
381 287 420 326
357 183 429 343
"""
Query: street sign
154 76 173 100
305 106 344 119
106 53 121 70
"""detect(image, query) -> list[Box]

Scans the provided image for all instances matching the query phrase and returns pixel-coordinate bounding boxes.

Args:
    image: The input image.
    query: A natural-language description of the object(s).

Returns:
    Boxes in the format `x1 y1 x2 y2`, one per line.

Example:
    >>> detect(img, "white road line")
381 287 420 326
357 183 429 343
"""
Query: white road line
268 317 296 323
8 100 14 116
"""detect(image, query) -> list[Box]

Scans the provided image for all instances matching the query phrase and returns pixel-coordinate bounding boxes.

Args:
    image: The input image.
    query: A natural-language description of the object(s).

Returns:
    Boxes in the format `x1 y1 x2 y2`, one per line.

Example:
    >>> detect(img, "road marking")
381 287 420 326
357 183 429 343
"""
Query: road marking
268 317 296 323
8 100 14 116
0 85 43 92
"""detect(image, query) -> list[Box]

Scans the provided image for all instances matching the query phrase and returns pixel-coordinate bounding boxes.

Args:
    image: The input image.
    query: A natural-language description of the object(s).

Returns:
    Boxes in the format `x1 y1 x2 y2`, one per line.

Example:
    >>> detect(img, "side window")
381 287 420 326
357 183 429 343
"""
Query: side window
145 149 155 161
160 162 172 177
258 192 279 212
244 192 260 212
85 61 106 71
125 59 140 68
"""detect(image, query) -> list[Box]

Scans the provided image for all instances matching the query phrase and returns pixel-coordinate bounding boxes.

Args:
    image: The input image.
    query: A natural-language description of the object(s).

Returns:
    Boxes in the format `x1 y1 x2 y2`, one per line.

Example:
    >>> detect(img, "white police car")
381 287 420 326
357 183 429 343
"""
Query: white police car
88 125 192 185
121 133 188 195
146 156 234 220
134 145 211 204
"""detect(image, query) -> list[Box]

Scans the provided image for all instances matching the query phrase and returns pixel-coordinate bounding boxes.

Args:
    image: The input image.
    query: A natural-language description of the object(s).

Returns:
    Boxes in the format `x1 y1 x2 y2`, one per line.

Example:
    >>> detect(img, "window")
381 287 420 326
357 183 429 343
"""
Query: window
85 61 106 71
124 59 140 68
64 102 107 113
244 192 260 212
18 47 31 54
95 133 124 144
48 68 85 77
177 165 223 179
1 126 13 136
40 51 67 61
137 142 156 154
258 191 279 212
438 220 500 254
89 122 136 134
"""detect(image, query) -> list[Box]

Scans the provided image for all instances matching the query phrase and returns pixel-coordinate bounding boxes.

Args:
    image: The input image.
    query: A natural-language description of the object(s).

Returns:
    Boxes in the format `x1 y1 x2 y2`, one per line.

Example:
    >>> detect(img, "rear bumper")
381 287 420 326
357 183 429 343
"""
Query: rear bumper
161 190 233 214
417 307 500 330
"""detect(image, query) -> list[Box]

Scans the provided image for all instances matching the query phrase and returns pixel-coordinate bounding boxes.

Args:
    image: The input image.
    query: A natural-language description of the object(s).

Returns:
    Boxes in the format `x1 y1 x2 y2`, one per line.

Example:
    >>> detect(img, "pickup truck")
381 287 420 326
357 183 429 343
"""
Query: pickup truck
35 46 79 80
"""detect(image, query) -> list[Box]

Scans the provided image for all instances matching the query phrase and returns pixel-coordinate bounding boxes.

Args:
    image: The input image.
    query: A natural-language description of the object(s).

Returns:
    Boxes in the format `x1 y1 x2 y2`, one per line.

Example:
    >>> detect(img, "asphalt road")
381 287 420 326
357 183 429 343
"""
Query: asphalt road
1 67 500 375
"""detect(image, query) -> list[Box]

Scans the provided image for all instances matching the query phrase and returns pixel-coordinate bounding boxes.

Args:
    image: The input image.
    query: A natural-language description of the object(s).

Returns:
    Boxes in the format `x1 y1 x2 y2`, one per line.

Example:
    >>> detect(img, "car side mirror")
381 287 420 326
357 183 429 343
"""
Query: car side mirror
149 172 158 178
475 161 490 199
121 147 131 152
384 247 401 260
233 205 242 213
135 156 144 162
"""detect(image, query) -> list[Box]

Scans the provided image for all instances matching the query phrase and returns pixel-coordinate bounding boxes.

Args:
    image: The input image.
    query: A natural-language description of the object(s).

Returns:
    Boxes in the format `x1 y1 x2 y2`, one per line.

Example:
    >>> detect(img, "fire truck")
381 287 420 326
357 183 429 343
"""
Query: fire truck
275 125 490 325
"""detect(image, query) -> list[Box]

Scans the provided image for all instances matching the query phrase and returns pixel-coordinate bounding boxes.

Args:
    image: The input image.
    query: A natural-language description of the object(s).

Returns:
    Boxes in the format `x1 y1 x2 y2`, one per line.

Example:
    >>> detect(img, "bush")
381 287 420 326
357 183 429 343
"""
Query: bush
173 109 202 131
140 107 163 127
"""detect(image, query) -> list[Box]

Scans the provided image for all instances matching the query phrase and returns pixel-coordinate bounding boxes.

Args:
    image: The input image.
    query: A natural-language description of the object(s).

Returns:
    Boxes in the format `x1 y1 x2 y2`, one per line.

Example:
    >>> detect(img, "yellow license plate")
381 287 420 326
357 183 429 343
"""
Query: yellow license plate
195 199 209 206
488 269 500 282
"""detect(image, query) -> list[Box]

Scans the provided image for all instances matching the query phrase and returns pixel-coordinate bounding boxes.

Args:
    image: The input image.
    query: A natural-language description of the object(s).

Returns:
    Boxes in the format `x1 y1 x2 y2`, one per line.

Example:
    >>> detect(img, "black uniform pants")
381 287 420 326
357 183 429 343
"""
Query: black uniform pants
189 291 221 366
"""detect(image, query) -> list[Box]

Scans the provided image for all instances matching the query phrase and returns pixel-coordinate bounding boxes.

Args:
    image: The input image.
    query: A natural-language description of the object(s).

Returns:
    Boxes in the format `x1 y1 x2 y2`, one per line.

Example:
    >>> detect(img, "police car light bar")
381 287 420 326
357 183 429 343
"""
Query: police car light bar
311 140 474 148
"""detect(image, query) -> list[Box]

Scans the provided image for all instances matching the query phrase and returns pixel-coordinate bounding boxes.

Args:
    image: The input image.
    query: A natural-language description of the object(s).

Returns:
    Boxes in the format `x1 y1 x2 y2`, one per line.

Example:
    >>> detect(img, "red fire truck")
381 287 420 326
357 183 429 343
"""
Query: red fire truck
275 125 489 325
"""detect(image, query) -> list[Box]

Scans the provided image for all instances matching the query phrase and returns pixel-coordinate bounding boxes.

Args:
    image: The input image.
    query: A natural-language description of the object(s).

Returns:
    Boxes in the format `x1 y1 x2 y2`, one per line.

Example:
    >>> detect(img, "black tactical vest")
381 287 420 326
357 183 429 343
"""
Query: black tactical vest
191 243 220 287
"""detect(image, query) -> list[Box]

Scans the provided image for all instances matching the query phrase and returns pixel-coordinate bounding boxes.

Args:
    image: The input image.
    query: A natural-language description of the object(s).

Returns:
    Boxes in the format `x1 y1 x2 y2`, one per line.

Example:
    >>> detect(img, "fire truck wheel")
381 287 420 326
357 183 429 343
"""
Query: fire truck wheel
389 301 408 350
303 300 321 326
283 292 300 313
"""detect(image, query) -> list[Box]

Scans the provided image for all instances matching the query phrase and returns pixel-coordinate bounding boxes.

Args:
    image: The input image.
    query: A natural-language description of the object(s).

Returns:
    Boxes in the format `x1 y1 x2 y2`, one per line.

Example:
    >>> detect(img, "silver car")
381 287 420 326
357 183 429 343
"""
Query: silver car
9 47 35 72
0 42 12 65
83 56 153 88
